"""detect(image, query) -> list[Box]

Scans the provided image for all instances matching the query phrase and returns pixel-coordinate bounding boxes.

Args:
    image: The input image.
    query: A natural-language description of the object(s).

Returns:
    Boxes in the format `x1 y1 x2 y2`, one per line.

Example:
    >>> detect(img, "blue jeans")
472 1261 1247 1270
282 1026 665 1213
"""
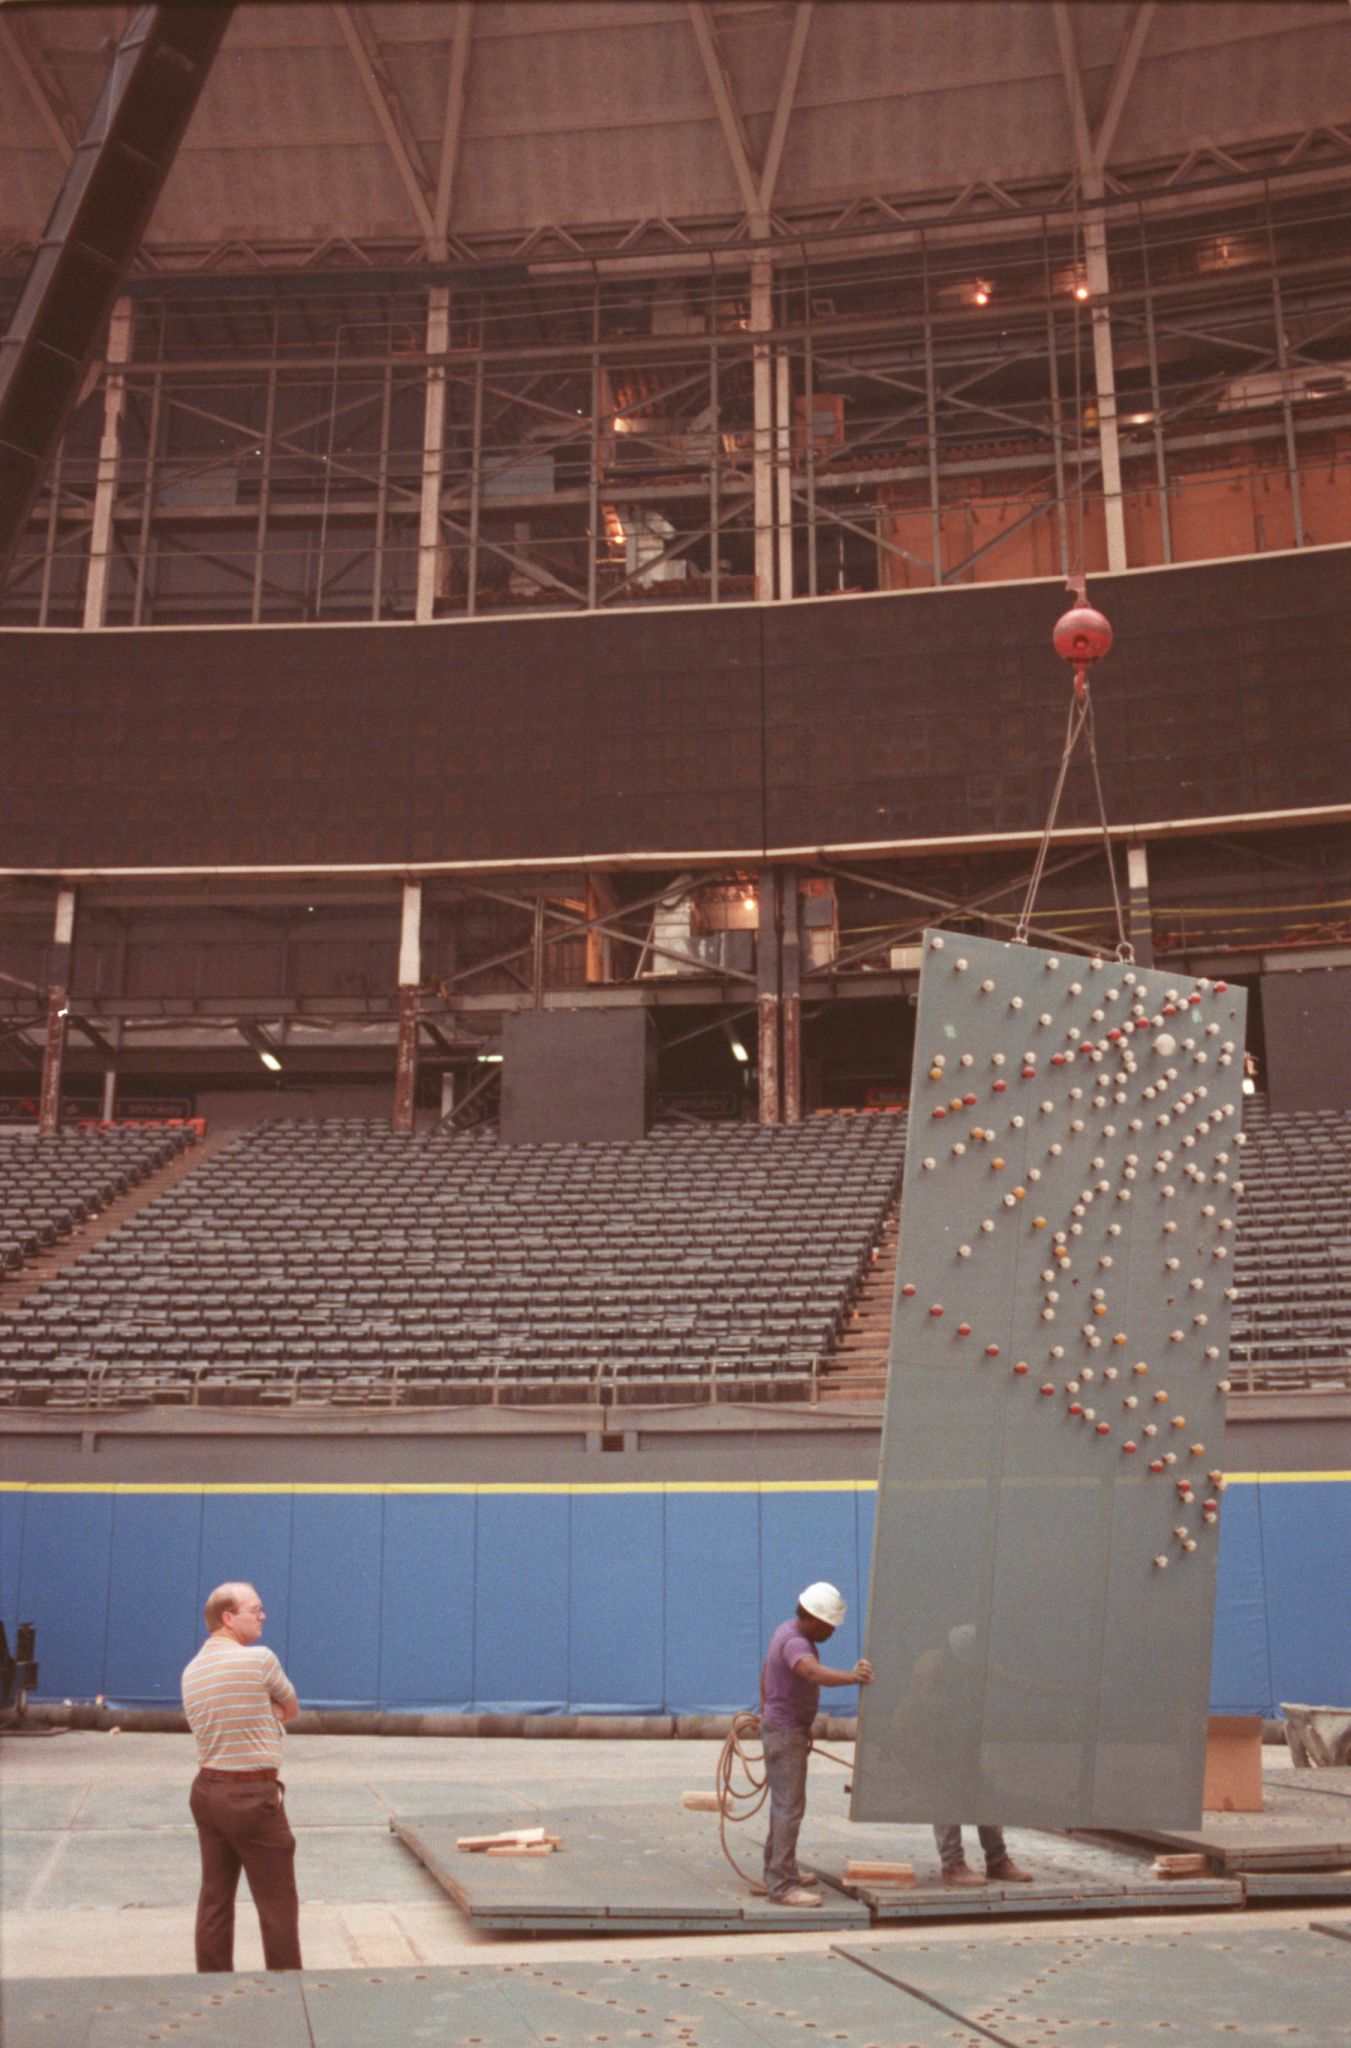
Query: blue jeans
934 1822 1007 1871
762 1723 811 1898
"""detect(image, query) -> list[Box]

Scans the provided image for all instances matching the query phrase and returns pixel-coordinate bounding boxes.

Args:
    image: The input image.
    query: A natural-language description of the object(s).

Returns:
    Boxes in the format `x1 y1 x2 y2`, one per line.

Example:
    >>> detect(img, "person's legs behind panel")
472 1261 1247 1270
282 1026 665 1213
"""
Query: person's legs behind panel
980 1823 1034 1883
934 1822 984 1886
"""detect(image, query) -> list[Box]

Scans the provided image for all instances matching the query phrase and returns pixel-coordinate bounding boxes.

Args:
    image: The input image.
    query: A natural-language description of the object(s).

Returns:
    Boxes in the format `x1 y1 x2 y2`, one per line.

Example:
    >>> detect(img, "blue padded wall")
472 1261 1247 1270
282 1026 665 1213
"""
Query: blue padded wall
288 1492 384 1706
569 1489 665 1714
17 1490 115 1702
379 1491 477 1710
1 1477 1344 1719
663 1487 762 1714
1209 1480 1272 1715
474 1491 571 1713
198 1490 295 1669
104 1493 203 1704
1258 1478 1351 1710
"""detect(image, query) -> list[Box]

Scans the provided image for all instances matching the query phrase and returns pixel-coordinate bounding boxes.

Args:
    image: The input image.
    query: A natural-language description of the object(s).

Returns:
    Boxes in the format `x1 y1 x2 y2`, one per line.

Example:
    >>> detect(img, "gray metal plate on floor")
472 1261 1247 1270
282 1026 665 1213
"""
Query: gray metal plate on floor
5 1959 985 2048
1241 1868 1351 1899
808 1823 1239 1919
4 1972 310 2048
835 1925 1351 2045
1314 1918 1351 1943
309 1953 989 2047
391 1809 871 1932
1113 1778 1351 1869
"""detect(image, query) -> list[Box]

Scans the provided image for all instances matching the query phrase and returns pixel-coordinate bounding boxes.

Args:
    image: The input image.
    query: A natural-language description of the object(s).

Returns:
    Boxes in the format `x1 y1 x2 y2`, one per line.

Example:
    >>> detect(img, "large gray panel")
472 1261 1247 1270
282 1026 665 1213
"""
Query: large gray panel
854 931 1247 1829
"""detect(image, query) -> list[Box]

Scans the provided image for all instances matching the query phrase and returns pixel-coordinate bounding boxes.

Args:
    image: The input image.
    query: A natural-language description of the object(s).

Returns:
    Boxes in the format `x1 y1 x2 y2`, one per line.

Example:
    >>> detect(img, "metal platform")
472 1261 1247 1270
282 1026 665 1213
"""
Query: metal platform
390 1810 872 1934
1286 1766 1351 1802
1315 1918 1351 1943
390 1802 1248 1934
4 1956 980 2048
12 1935 1351 2048
837 1924 1351 2046
1106 1775 1351 1870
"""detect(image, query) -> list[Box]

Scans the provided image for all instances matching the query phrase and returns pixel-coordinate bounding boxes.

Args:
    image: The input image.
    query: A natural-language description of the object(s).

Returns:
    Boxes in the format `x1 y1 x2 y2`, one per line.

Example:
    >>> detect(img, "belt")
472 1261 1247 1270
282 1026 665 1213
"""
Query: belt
197 1766 279 1782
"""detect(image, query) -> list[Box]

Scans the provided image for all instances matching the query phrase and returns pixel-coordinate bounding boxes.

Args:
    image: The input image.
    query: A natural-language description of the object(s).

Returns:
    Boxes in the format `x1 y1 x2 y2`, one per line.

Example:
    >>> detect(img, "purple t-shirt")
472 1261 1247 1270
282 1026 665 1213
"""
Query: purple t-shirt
762 1618 820 1731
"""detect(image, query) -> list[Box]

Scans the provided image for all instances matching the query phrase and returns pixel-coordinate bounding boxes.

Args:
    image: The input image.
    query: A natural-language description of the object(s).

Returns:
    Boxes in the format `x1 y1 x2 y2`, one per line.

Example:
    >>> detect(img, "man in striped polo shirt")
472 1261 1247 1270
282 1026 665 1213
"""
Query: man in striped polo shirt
182 1581 302 1972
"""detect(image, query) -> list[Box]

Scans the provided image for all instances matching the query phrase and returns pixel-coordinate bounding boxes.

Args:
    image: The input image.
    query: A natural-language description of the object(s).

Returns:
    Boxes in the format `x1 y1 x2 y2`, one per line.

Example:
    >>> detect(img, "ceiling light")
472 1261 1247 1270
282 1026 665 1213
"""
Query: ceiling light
1074 283 1090 301
972 285 991 307
476 1052 504 1064
728 1034 749 1064
259 1051 282 1073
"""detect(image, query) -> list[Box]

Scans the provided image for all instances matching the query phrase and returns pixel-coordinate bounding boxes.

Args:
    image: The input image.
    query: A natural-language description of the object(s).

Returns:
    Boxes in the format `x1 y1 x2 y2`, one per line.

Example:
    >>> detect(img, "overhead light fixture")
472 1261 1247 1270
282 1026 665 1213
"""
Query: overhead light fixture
238 1020 283 1073
972 283 991 307
476 1052 504 1064
1241 1075 1256 1096
1074 282 1090 301
724 1021 750 1065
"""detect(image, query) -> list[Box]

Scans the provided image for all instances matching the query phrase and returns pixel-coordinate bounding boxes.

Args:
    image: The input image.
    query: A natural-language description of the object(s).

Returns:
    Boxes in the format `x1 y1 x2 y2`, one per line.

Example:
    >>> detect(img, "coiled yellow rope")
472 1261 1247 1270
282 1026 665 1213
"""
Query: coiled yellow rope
713 1710 855 1885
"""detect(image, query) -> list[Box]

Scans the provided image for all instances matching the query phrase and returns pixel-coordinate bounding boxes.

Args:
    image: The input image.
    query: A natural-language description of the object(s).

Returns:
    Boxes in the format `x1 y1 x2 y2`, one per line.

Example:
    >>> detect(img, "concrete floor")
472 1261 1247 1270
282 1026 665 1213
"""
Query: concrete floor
0 1729 1324 1984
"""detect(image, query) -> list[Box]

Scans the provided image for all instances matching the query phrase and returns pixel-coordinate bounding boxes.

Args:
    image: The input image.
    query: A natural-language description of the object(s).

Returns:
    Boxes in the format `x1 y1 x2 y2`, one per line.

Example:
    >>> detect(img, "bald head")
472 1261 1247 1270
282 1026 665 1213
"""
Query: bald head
203 1581 260 1630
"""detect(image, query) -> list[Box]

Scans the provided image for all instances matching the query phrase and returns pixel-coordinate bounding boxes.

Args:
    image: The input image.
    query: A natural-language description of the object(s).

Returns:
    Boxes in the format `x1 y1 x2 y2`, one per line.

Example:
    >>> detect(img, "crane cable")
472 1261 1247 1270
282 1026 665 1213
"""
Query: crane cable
1014 195 1131 966
713 1711 855 1886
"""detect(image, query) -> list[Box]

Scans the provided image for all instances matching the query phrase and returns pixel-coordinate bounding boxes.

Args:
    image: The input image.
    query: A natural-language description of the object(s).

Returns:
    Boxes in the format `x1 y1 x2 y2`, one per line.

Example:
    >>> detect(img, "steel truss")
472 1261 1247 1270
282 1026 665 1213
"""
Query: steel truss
3 160 1348 626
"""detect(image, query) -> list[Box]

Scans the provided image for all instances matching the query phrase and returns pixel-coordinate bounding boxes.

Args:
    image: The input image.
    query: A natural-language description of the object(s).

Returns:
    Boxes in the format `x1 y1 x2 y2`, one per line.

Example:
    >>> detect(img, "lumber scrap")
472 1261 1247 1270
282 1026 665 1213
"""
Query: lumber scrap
456 1826 550 1852
1152 1852 1211 1878
843 1858 916 1887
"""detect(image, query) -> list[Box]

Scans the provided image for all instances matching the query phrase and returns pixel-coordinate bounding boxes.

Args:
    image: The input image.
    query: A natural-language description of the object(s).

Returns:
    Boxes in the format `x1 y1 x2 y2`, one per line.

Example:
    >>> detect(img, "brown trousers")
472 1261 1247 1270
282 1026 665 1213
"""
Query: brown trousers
189 1770 301 1972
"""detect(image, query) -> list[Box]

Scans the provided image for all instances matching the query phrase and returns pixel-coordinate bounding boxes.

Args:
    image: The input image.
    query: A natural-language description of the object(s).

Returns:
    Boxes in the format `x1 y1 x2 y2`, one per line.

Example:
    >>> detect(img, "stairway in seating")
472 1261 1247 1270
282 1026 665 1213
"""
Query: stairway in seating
0 1131 235 1309
818 1198 899 1402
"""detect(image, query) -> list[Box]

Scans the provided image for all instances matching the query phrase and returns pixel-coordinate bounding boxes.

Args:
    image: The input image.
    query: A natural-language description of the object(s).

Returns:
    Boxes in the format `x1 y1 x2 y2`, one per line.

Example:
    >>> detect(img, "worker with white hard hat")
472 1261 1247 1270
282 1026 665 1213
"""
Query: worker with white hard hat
756 1581 873 1907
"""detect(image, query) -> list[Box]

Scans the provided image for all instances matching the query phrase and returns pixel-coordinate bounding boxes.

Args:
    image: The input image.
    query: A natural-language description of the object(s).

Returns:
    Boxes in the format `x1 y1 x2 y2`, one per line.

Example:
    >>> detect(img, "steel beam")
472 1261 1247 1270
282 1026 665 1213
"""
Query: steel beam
0 4 234 588
393 878 422 1133
37 887 76 1134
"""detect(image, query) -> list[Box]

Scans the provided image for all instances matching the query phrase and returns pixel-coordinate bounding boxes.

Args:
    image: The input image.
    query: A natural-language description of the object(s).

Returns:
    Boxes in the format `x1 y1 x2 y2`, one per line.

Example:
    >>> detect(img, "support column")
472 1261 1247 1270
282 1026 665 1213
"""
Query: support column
100 1018 124 1123
416 285 450 623
394 879 422 1134
1126 843 1155 968
775 341 793 600
1082 201 1127 573
82 298 132 629
585 873 617 984
780 866 802 1125
38 886 76 1136
750 257 775 601
756 867 781 1125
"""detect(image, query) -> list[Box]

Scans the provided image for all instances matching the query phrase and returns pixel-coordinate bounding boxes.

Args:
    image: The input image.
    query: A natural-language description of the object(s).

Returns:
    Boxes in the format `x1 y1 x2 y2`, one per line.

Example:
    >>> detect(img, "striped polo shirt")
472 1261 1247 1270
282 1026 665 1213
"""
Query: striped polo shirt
181 1636 297 1770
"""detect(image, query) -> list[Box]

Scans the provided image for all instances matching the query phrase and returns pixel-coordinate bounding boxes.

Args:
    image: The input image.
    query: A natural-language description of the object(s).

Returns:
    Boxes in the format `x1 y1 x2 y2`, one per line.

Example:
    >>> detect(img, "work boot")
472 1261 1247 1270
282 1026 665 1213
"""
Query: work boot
775 1885 823 1907
986 1857 1034 1883
939 1860 985 1887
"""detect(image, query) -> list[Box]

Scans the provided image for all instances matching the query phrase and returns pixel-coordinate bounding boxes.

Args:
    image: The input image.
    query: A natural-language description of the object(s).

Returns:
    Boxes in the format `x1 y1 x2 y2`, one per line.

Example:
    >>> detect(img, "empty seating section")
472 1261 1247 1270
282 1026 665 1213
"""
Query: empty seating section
0 1126 194 1277
1229 1101 1351 1392
0 1114 906 1409
2 1103 1346 1409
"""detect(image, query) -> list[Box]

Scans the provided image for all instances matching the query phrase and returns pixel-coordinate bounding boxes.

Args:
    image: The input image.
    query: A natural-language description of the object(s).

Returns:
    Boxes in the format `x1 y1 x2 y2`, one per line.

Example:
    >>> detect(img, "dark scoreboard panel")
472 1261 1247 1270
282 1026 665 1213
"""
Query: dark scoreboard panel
1 546 1346 870
762 545 1351 847
0 605 766 870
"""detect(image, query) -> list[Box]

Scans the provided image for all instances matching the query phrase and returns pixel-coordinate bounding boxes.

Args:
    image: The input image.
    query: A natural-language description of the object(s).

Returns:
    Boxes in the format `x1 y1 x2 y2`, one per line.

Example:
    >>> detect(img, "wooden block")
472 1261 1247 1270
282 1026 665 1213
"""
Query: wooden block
1203 1714 1264 1813
1152 1853 1211 1878
844 1859 916 1886
456 1826 550 1852
681 1791 725 1812
486 1841 555 1857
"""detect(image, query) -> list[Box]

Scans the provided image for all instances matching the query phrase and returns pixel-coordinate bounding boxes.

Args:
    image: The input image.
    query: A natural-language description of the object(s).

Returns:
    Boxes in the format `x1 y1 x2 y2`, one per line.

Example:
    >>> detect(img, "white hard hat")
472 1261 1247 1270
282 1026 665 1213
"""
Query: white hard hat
799 1582 847 1627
